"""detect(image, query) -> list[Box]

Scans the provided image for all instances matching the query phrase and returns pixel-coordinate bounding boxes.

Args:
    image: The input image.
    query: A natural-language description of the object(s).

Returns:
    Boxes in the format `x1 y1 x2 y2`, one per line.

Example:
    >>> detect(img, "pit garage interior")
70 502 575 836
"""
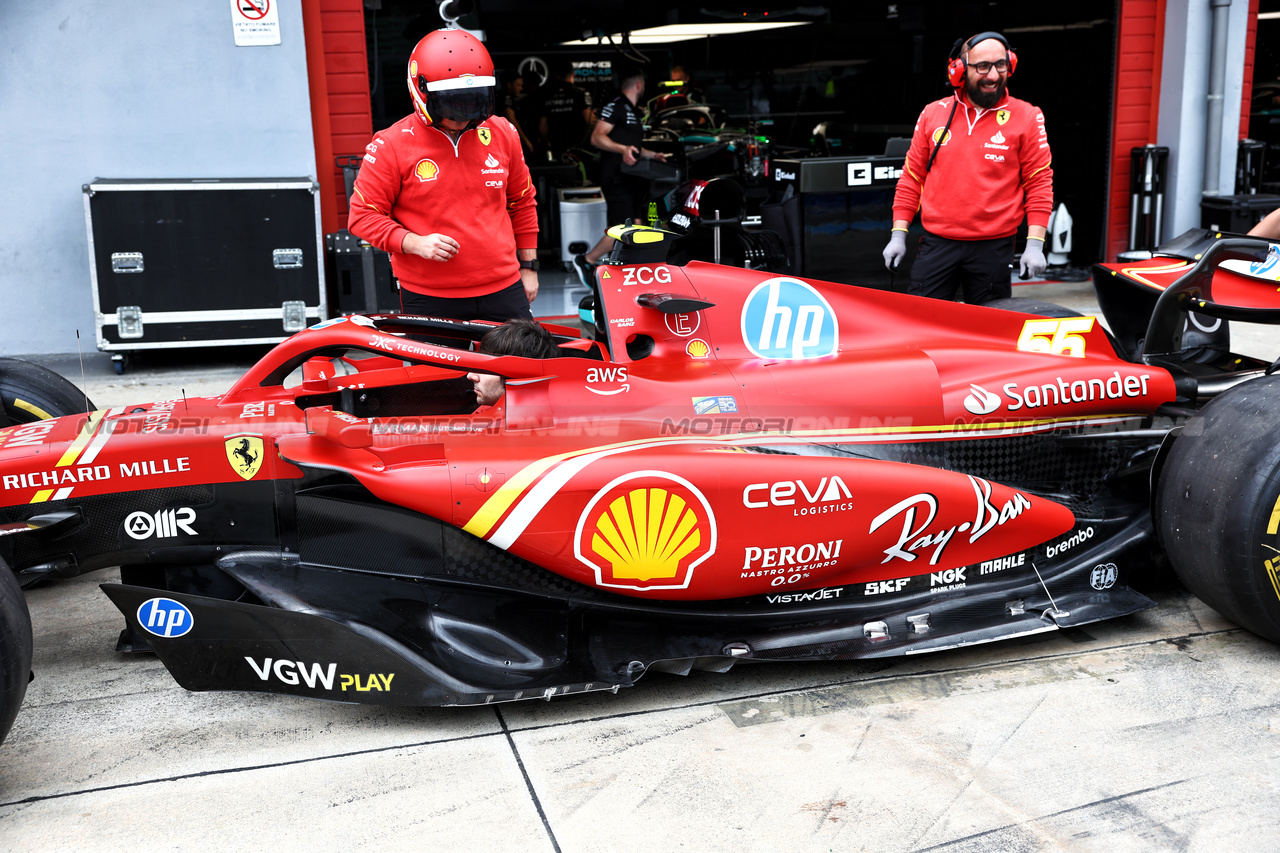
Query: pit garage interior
1 1 1277 360
6 2 1280 851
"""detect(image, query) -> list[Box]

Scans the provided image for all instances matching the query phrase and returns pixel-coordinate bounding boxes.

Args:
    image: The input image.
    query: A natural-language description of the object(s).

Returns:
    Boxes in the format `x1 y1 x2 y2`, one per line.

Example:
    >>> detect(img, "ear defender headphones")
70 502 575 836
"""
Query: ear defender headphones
946 31 1017 88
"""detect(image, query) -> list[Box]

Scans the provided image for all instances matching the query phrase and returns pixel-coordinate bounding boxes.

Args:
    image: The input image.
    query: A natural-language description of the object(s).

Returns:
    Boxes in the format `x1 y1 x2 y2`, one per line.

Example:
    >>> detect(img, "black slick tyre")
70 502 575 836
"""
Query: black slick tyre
1156 375 1280 643
0 358 93 745
0 561 32 747
0 358 95 426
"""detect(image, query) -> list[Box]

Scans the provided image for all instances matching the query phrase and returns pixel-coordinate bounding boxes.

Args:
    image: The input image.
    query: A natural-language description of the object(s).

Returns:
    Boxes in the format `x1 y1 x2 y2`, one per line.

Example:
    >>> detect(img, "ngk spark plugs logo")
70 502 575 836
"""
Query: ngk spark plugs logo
575 471 715 591
740 278 838 360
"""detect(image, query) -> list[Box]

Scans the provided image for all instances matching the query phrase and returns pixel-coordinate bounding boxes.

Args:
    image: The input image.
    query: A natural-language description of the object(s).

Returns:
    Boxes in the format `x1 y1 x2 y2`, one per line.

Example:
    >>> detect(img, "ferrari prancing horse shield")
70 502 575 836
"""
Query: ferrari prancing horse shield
225 435 264 480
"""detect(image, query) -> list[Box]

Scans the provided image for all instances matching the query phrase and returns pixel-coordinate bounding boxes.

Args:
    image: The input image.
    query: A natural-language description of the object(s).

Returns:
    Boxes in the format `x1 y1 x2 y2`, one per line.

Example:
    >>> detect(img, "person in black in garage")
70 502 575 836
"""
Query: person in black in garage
538 59 593 160
573 65 669 287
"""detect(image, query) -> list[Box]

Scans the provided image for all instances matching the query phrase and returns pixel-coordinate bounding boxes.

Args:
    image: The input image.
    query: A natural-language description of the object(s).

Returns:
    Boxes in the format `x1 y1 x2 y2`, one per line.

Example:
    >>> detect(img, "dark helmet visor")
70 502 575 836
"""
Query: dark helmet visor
425 86 496 124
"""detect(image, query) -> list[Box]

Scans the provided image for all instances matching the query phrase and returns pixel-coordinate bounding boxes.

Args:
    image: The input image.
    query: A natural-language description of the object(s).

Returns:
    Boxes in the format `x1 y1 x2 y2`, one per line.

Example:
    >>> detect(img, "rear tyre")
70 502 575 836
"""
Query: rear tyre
0 562 32 747
1156 376 1280 643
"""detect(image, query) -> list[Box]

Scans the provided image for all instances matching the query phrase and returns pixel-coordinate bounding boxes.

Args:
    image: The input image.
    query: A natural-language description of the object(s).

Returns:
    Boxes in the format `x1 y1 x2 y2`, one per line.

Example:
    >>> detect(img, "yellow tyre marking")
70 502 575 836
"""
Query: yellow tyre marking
1267 491 1280 536
13 399 52 420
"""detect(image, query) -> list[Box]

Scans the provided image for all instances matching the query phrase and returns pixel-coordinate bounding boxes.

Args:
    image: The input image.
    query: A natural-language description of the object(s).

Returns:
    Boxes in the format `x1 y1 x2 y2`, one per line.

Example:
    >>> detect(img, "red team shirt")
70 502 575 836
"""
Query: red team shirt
348 116 538 299
892 90 1053 241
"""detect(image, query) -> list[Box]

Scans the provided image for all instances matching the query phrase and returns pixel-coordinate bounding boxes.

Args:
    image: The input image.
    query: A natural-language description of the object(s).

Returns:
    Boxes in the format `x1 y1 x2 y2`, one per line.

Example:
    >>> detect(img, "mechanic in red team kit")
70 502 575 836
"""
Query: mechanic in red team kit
883 32 1053 304
348 28 540 322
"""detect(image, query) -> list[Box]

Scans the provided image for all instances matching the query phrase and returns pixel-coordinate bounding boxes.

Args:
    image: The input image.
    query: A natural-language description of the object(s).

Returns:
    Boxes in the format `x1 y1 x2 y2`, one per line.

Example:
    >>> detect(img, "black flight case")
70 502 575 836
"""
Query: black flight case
83 177 328 372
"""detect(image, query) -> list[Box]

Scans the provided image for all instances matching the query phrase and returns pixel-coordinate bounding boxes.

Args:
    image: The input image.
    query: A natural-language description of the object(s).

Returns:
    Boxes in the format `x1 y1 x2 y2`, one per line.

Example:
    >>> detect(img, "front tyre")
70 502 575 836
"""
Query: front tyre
0 563 32 747
0 358 95 426
0 358 93 745
1156 376 1280 643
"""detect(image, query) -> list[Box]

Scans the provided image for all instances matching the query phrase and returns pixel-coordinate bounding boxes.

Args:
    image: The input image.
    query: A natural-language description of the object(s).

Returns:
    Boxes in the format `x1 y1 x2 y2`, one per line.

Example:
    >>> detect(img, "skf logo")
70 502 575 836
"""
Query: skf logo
931 127 952 145
996 109 1010 125
137 598 193 638
741 277 838 360
225 435 264 480
478 127 492 145
574 472 716 590
125 507 197 540
686 339 710 358
415 159 440 182
963 384 1002 415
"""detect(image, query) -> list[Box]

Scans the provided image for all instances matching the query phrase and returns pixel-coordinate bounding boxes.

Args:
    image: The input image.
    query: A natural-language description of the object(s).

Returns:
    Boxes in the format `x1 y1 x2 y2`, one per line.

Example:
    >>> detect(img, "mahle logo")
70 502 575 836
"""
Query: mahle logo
740 278 838 360
574 471 716 591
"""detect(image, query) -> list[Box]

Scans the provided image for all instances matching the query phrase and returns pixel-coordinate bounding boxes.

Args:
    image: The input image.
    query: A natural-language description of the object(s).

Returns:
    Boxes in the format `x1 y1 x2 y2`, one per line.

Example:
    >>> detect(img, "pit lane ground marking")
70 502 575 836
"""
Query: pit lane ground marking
0 625 1242 810
717 627 1249 728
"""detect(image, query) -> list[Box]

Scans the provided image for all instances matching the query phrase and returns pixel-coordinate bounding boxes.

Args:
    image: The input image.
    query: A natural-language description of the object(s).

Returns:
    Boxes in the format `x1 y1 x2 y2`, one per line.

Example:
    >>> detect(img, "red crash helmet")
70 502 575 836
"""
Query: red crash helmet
406 28 496 129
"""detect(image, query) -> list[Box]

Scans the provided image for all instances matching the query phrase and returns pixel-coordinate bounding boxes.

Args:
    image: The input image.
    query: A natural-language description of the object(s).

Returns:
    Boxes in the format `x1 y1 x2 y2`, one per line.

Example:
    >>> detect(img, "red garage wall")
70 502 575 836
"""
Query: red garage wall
303 0 373 234
1106 0 1165 262
1240 0 1259 138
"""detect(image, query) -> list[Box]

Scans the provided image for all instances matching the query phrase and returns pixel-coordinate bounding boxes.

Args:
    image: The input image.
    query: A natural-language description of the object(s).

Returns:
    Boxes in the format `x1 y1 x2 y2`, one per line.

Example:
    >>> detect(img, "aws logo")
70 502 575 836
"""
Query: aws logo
574 471 716 590
740 277 838 360
415 159 440 182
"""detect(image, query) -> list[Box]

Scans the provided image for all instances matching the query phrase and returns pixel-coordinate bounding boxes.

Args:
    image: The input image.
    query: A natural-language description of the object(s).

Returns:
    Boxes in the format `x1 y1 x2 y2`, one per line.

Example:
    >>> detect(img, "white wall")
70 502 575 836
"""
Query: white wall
1157 0 1252 241
0 1 316 355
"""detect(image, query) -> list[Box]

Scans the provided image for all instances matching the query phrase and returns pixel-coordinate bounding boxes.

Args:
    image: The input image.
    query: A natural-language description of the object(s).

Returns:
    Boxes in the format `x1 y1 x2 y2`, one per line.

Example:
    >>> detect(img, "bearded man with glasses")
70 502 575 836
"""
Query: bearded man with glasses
882 32 1053 305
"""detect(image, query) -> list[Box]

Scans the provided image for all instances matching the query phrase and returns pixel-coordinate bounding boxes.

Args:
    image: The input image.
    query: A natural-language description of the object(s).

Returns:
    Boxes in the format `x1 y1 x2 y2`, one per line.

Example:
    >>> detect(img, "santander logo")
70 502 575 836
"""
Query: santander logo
963 383 1002 415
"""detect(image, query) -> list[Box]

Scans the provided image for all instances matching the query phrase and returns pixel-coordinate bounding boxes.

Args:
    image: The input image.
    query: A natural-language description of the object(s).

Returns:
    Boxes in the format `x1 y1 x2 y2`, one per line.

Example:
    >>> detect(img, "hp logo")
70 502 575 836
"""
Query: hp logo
740 278 838 360
136 597 194 638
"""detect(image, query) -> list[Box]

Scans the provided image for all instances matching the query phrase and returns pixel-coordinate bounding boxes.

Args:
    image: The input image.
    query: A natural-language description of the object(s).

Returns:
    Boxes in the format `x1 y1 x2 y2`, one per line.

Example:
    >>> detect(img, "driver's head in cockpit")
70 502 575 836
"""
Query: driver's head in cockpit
467 319 560 406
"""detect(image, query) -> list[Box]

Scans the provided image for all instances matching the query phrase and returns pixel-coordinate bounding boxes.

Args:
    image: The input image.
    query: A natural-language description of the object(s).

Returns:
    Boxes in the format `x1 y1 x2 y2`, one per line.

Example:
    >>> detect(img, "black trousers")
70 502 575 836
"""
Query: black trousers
398 280 533 322
908 231 1014 305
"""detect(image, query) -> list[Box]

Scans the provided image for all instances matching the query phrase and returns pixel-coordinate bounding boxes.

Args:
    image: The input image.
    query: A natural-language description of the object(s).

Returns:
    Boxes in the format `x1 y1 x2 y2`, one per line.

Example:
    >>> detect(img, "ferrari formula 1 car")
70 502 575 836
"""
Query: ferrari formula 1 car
2 224 1279 746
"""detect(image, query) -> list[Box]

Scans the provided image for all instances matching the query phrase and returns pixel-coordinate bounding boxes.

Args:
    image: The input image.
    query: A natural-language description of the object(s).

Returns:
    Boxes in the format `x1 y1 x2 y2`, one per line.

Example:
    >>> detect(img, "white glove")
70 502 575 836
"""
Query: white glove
883 231 907 270
1020 239 1047 279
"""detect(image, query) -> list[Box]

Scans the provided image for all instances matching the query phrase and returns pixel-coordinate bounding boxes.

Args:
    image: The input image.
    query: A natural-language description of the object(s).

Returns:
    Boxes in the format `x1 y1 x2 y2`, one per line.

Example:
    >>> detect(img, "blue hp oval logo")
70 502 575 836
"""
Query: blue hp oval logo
740 278 838 360
136 597 194 638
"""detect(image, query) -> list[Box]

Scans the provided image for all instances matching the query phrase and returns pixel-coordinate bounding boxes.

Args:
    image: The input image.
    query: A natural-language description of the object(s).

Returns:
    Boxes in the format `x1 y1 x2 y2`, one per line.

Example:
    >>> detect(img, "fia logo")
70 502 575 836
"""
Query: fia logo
740 278 838 360
136 598 194 638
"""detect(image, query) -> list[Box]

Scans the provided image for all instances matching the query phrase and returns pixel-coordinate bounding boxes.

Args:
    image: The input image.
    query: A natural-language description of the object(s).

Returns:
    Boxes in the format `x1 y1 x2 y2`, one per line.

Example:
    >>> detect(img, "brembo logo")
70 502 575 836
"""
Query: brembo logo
1046 526 1094 558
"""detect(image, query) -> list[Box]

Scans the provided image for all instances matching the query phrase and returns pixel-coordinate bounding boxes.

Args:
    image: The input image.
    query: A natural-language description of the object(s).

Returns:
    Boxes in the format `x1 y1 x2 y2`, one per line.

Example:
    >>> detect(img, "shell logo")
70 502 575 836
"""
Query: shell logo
931 126 952 145
409 60 418 78
575 472 716 591
415 159 440 182
686 339 710 359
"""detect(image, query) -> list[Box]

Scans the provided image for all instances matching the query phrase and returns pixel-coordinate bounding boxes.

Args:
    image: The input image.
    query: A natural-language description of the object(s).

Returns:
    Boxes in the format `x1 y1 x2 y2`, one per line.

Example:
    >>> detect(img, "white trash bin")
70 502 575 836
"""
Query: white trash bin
558 187 606 263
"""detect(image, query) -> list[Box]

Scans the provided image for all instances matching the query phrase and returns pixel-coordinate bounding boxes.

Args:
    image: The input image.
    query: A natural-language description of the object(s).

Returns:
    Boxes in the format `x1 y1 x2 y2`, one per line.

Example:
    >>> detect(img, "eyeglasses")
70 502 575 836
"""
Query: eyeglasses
969 60 1011 74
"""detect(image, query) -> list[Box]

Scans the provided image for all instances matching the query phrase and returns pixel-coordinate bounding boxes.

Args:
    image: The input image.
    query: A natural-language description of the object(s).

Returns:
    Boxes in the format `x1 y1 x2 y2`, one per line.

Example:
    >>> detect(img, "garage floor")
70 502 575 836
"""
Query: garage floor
3 281 1279 852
